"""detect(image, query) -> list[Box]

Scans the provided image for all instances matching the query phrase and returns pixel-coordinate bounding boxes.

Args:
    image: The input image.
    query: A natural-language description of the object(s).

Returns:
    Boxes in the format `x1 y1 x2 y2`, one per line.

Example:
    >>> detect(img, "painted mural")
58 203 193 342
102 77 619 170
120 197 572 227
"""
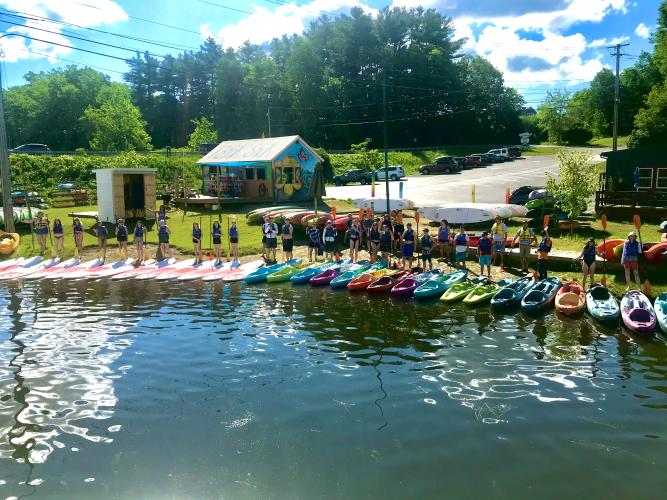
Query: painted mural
272 140 320 201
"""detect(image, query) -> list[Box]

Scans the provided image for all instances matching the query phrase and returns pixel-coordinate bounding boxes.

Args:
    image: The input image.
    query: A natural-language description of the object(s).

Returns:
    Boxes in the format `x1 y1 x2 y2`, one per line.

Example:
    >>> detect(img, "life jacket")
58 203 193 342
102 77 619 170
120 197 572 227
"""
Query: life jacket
309 228 320 243
282 223 292 235
624 240 640 257
421 234 432 249
478 237 492 252
538 237 552 253
438 227 449 241
134 226 144 238
158 225 168 237
381 231 392 243
35 218 48 230
395 223 404 234
370 229 380 241
583 246 596 263
117 225 128 238
324 227 336 241
517 227 533 243
492 223 506 235
158 211 166 221
404 229 414 243
53 221 63 234
192 227 202 240
349 225 360 239
98 226 108 238
73 222 83 233
212 225 221 237
455 233 467 246
229 226 238 238
263 223 278 237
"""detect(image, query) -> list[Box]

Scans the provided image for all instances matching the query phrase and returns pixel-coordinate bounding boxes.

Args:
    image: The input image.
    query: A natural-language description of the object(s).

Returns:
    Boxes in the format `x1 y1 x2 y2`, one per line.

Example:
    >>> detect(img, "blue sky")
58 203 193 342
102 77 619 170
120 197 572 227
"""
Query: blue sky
0 0 661 106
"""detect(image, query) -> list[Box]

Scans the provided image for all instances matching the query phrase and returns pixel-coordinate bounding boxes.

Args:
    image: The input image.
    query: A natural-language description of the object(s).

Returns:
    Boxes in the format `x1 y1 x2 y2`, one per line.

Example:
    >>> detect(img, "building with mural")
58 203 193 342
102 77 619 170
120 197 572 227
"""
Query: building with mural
196 135 323 203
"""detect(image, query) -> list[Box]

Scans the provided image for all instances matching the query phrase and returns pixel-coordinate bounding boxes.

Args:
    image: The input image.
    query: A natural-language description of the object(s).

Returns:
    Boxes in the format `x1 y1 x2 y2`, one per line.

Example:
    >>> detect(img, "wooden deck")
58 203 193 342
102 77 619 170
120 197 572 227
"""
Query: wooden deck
173 196 266 208
595 190 667 219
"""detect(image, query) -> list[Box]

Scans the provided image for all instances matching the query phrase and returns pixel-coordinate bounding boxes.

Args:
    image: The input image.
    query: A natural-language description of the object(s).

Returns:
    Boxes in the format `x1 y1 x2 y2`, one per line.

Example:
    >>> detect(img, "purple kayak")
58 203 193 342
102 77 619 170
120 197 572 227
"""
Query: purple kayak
310 268 339 286
621 290 657 336
391 277 419 297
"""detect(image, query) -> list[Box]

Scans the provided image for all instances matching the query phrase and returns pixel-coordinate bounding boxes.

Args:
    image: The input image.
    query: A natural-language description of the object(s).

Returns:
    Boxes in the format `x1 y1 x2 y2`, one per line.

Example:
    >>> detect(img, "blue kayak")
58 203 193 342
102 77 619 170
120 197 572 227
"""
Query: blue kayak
491 276 536 310
246 258 301 284
414 270 466 300
521 277 562 313
330 263 373 289
290 261 338 284
586 285 620 324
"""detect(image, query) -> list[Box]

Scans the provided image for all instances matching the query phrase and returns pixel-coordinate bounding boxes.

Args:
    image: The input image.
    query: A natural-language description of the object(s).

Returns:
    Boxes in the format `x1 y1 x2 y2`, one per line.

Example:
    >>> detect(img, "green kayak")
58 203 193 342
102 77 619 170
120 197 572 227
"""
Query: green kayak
463 278 513 305
267 264 307 283
440 281 475 302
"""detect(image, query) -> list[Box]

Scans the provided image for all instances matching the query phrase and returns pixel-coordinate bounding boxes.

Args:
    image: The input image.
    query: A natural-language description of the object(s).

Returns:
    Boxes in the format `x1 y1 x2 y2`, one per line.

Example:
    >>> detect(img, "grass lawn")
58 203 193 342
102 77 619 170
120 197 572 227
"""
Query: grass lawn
522 145 562 156
587 136 629 148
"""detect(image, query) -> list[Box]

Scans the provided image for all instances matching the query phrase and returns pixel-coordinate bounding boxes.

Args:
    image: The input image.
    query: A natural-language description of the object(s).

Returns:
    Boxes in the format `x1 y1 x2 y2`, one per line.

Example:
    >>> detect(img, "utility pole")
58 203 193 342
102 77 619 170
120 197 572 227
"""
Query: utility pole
609 42 629 152
382 69 389 216
266 107 272 138
0 59 14 232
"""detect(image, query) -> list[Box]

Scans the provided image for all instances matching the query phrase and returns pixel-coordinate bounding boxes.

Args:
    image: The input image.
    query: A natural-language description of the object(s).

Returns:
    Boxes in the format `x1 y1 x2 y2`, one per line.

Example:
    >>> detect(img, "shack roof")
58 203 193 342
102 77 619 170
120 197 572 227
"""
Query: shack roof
197 135 323 166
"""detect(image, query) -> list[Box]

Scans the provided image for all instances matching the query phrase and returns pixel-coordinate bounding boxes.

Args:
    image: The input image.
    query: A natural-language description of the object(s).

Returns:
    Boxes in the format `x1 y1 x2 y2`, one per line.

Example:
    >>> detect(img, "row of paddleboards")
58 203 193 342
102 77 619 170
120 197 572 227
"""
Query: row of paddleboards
0 256 264 282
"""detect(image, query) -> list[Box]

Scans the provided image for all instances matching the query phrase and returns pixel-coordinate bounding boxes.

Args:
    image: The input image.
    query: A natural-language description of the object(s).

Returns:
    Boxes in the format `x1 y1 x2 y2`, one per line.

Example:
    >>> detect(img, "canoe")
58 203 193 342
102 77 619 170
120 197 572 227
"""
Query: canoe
585 285 620 324
246 205 300 220
310 268 340 286
267 262 309 283
290 261 337 284
0 231 20 255
645 242 667 263
655 292 667 334
555 280 585 316
521 277 561 313
621 290 657 336
367 270 411 294
440 281 476 302
463 278 513 305
330 264 372 289
491 276 536 310
246 259 300 284
347 269 390 292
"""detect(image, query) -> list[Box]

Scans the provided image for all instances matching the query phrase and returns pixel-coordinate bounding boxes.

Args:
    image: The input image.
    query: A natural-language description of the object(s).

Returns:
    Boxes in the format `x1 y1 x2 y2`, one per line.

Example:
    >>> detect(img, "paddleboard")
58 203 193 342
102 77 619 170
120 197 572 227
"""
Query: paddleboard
202 259 263 282
134 258 197 280
24 257 80 280
177 260 232 281
0 257 24 269
153 260 205 281
1 257 57 280
65 259 136 279
419 205 498 225
353 198 415 211
110 258 162 280
221 260 267 282
0 256 42 278
43 258 104 279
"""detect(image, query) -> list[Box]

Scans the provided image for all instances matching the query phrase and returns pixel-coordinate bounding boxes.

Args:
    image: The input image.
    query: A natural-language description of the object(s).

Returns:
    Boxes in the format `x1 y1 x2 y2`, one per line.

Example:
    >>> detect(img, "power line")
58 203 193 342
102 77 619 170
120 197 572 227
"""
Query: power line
195 0 253 15
8 47 125 75
2 33 129 62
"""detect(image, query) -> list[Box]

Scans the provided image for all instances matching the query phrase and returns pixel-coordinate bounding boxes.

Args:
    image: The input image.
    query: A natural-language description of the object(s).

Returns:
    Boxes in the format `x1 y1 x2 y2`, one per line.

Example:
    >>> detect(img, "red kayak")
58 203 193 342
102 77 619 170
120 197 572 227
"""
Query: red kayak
309 268 339 286
597 239 624 261
367 270 412 294
645 242 667 264
289 211 315 224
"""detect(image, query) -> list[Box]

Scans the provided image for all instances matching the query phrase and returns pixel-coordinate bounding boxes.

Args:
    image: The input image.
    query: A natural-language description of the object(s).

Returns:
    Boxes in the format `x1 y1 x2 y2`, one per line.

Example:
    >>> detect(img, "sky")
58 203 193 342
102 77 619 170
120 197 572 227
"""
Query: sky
0 0 661 108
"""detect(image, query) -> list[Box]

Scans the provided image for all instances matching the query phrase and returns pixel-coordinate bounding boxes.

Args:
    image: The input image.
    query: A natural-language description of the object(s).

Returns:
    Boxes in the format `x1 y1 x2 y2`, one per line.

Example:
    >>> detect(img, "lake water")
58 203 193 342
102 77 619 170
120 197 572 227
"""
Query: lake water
0 279 665 499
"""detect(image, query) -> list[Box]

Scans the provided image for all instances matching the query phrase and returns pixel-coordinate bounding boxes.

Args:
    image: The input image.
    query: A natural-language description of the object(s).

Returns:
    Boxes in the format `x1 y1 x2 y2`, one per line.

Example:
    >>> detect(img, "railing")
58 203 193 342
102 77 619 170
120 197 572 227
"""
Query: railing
595 189 667 209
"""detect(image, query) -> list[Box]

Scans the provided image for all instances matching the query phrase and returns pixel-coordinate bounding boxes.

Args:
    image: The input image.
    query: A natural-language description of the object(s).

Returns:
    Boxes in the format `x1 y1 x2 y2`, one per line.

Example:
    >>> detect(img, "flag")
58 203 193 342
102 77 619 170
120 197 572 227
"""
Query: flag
371 178 375 197
471 184 476 203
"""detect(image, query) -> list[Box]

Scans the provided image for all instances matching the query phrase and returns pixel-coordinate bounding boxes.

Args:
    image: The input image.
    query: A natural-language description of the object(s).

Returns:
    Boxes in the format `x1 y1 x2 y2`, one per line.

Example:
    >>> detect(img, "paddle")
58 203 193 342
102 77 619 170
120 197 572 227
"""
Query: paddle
601 214 608 286
143 224 150 261
226 215 231 263
331 205 337 220
415 209 421 262
633 214 652 295
46 214 56 258
543 214 550 232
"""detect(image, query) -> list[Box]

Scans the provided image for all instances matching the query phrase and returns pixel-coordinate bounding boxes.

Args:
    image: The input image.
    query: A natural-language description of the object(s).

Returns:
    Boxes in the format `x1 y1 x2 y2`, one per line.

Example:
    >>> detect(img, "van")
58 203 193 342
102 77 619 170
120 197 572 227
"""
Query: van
487 148 509 158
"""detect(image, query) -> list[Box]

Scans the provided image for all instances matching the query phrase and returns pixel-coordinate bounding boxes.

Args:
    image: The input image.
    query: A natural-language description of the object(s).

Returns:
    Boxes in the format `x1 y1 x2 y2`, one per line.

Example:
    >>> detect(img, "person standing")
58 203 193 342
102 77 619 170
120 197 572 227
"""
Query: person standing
72 217 84 256
262 216 278 264
34 212 49 255
348 216 361 262
437 220 451 262
420 227 433 271
229 218 240 266
323 220 337 260
379 224 393 262
454 226 469 269
621 231 642 288
393 214 404 254
369 221 381 262
212 220 223 265
116 218 129 259
491 216 508 270
52 218 64 257
96 220 108 261
536 230 552 280
281 219 294 261
192 222 203 264
513 221 536 272
363 213 373 254
134 221 146 262
401 222 415 270
574 238 597 290
307 222 320 262
157 219 172 259
478 231 492 278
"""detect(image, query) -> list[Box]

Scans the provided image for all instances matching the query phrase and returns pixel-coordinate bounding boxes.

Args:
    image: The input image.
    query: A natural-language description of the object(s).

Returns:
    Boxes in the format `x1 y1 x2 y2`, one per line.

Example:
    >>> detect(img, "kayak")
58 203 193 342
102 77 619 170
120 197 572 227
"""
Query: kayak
246 259 300 284
217 260 265 283
555 280 585 316
521 277 561 313
266 262 309 283
348 269 391 292
463 278 513 305
390 269 441 298
246 205 300 220
655 292 667 334
310 268 340 286
491 276 536 310
645 242 667 264
43 258 104 280
440 281 477 302
330 264 372 289
290 261 337 284
585 285 620 324
24 258 81 280
0 231 19 255
367 270 411 294
135 258 196 280
621 290 657 336
440 270 468 290
414 270 467 300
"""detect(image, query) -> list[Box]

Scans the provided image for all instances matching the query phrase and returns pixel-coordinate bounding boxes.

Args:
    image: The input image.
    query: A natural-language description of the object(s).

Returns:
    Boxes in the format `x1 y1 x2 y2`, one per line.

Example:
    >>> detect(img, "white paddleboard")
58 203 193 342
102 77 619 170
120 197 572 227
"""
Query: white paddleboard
24 257 80 280
1 257 57 280
43 258 103 279
353 197 415 211
0 257 24 269
142 258 198 281
0 256 42 278
177 260 231 281
419 205 498 225
110 259 159 280
220 260 266 282
65 259 132 280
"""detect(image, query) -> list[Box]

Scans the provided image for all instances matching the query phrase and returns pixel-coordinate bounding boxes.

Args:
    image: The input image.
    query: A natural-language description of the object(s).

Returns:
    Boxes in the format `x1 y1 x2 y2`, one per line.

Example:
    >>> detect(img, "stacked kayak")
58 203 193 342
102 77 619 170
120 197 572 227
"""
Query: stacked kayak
463 278 512 305
521 277 561 313
414 270 467 300
655 293 667 334
555 281 585 316
491 277 536 310
621 290 657 336
585 285 620 324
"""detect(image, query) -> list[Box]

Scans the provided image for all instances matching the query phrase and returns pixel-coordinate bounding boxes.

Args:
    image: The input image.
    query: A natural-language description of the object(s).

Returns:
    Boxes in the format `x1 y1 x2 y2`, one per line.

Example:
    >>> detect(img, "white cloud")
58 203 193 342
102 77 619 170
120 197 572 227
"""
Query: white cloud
635 22 650 39
588 35 630 48
0 1 127 63
206 0 378 49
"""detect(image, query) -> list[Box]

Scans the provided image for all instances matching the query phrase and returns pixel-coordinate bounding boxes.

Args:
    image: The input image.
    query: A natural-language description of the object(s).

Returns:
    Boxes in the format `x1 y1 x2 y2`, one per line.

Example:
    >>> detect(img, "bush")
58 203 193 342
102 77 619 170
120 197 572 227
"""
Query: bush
561 127 594 145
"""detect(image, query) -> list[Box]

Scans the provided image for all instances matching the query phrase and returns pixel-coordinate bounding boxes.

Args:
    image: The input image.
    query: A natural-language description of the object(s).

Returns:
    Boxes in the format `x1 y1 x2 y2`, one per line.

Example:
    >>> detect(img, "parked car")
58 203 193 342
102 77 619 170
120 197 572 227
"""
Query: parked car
333 169 374 186
508 146 522 158
419 156 459 175
470 154 492 165
464 155 483 167
487 147 509 159
9 143 50 154
374 165 405 181
454 157 467 169
509 185 543 205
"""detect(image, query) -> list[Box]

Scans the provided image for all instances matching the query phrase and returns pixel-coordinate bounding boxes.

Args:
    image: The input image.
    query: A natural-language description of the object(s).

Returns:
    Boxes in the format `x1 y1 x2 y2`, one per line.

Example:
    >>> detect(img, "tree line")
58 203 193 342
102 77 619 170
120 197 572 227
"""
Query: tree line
5 7 524 151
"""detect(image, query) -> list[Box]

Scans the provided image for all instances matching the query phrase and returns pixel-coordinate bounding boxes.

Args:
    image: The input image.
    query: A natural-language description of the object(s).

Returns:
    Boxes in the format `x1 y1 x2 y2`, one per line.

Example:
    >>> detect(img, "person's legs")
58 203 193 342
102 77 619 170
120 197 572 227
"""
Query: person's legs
624 265 631 285
589 263 596 286
582 263 588 289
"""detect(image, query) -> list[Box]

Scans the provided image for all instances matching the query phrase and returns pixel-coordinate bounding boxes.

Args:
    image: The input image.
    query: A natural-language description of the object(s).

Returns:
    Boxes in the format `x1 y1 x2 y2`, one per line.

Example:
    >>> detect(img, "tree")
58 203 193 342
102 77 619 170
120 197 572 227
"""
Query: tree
350 141 382 171
629 82 667 147
545 150 597 227
537 90 570 143
188 117 218 151
82 83 153 151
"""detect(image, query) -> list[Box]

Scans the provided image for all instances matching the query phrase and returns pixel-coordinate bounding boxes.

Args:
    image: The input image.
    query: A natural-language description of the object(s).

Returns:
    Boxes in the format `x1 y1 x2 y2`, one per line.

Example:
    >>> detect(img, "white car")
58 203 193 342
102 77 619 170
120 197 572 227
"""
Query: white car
487 148 509 158
374 165 405 181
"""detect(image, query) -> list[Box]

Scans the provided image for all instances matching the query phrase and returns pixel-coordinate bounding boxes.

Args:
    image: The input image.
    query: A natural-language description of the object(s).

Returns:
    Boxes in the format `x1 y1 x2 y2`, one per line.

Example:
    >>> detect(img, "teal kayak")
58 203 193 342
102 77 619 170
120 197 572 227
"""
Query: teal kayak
414 270 466 300
330 264 372 289
521 277 561 313
290 261 337 284
655 292 667 334
585 285 620 324
491 276 536 310
246 258 300 284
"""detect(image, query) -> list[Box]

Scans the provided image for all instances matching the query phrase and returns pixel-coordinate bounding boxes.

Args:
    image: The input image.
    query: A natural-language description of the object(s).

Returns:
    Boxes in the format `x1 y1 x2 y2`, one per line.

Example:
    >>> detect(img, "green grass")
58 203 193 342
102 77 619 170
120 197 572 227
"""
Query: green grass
522 146 562 156
587 136 629 148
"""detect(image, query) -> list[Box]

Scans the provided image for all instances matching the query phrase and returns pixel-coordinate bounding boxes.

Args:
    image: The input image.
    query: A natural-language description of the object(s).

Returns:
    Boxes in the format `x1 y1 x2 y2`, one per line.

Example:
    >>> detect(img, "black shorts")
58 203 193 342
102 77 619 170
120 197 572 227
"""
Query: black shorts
422 252 432 261
192 238 200 244
230 237 238 244
266 237 277 249
118 236 127 242
308 241 319 248
283 239 293 252
213 236 221 245
325 241 336 253
380 242 391 252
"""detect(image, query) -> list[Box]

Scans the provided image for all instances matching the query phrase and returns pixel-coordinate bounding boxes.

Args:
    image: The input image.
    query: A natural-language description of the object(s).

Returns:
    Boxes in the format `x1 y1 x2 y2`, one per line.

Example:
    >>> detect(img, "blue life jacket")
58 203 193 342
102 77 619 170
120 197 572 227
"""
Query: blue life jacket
421 234 432 249
381 231 392 243
158 226 168 237
282 223 292 235
98 226 108 238
309 228 320 243
117 225 127 238
382 220 393 231
134 226 144 238
73 222 83 233
349 225 359 238
455 233 467 246
478 237 492 252
192 227 202 240
404 229 414 243
53 222 63 234
538 237 552 253
370 229 380 240
229 226 238 238
624 240 640 257
395 223 404 234
212 225 221 237
438 227 449 241
583 246 596 263
324 227 336 239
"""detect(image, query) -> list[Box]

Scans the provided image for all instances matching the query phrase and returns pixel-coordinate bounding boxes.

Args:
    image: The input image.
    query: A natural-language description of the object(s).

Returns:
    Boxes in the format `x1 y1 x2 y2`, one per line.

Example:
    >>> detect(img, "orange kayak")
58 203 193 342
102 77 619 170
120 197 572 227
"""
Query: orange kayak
555 281 585 316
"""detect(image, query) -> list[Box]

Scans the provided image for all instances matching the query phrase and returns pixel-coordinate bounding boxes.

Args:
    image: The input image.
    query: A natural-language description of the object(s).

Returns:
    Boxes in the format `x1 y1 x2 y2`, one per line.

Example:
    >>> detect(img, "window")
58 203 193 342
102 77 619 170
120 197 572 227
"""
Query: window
245 168 255 180
256 168 266 180
657 168 667 189
638 168 653 189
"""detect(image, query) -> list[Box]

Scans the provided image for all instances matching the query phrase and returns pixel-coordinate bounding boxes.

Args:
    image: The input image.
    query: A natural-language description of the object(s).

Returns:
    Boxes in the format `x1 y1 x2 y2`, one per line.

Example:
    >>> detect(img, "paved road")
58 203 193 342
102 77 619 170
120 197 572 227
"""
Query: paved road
325 155 562 207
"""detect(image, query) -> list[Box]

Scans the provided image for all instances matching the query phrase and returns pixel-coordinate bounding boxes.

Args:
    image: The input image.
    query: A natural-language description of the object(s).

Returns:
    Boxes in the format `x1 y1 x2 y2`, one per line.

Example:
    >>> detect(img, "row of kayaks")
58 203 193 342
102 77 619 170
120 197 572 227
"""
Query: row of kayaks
597 239 667 264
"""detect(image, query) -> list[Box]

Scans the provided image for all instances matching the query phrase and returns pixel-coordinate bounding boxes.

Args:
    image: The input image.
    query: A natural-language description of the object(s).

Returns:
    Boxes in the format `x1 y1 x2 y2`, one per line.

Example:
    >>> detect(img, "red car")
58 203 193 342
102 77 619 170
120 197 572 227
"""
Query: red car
464 156 482 167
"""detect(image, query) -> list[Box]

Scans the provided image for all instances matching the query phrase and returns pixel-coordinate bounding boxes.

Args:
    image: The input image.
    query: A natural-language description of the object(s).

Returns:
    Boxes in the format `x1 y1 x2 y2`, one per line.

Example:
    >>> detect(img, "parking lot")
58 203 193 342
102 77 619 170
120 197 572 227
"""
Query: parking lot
325 155 563 207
